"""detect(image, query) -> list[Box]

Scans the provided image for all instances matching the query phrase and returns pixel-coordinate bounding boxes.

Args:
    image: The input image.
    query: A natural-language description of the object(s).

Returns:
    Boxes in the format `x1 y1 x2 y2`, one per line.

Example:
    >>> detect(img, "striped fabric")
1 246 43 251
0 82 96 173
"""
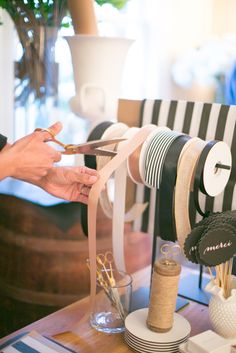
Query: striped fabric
133 99 236 235
0 331 75 353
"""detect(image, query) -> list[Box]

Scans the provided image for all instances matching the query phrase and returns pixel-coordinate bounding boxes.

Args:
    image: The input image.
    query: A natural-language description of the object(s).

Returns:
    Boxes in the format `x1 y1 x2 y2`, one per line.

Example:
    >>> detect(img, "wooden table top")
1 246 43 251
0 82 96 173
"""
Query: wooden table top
0 266 211 352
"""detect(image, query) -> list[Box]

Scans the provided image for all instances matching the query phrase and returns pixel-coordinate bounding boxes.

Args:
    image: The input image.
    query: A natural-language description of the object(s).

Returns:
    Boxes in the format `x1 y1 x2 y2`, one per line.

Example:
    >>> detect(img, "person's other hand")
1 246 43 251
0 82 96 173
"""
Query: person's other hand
36 166 99 203
4 122 62 182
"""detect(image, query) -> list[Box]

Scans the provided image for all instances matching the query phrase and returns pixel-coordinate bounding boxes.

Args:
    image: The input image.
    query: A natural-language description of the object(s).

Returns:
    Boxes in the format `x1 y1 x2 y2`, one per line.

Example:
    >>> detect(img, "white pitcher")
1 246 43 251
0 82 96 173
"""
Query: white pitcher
65 35 133 127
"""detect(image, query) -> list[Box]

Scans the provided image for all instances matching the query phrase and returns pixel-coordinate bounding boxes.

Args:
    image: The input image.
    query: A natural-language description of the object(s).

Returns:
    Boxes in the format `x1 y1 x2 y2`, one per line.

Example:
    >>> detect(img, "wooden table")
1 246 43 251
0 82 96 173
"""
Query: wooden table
0 266 211 352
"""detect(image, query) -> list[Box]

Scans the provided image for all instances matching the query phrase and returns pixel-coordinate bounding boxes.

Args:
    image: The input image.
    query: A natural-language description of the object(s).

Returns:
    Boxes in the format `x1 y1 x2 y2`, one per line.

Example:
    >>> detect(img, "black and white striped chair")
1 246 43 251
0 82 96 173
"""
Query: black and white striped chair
134 99 235 234
118 98 236 277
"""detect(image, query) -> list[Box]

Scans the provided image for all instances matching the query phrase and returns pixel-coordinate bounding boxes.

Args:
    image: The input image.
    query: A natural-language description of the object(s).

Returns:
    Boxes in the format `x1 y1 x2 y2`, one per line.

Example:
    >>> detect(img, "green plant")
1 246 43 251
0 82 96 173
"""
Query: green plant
96 0 128 10
0 1 70 103
0 0 129 26
0 0 129 103
0 0 69 27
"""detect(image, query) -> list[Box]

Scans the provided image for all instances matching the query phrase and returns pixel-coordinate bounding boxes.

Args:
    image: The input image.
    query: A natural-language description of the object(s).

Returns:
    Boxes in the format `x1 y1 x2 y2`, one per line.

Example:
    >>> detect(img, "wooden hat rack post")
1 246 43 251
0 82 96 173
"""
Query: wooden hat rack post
67 0 98 35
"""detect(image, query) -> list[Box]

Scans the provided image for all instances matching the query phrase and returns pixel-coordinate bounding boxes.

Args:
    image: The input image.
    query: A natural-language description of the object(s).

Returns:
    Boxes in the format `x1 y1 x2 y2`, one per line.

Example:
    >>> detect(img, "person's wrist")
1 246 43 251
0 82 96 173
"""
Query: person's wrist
1 142 11 152
0 144 17 180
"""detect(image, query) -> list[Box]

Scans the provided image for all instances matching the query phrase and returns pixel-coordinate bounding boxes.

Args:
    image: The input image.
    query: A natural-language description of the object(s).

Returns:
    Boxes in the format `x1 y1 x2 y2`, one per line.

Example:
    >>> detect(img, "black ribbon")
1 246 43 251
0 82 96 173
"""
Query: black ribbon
81 121 114 236
159 134 191 241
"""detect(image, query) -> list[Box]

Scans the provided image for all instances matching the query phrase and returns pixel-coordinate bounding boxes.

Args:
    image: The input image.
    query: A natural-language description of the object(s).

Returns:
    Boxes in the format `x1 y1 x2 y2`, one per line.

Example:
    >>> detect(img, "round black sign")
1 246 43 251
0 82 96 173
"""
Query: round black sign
198 228 236 266
184 225 205 263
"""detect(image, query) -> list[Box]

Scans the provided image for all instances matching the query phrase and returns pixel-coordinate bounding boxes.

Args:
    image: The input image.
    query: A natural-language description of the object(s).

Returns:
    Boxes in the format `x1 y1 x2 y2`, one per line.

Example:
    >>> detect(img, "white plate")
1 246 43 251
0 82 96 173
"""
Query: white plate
124 335 180 353
125 330 189 347
125 332 188 352
125 308 191 343
125 340 179 353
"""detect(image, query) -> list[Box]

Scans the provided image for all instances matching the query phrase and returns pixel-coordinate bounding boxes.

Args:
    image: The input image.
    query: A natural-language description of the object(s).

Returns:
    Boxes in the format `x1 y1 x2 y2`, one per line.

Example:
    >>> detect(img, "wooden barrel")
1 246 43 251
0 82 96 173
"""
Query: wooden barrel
0 192 152 337
0 194 113 336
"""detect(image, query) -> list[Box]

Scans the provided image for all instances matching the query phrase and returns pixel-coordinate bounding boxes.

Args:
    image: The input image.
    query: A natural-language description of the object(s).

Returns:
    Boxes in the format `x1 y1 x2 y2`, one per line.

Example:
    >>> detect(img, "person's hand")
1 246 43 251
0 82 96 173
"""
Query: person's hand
36 166 99 203
0 121 99 203
0 122 62 182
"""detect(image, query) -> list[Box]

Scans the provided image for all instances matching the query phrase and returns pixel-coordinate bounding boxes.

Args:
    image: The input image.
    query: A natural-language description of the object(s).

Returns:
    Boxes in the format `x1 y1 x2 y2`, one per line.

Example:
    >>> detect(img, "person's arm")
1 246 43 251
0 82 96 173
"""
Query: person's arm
0 123 99 203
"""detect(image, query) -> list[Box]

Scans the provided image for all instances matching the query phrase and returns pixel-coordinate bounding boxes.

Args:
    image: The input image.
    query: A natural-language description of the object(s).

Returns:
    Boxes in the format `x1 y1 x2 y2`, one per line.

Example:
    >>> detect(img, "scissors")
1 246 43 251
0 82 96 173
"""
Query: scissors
160 243 181 265
35 128 126 157
96 252 115 285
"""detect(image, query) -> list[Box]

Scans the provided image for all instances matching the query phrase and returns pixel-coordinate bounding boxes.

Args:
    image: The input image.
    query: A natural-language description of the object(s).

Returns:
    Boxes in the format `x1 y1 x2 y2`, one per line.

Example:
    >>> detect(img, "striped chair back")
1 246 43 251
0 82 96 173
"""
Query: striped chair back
133 99 236 236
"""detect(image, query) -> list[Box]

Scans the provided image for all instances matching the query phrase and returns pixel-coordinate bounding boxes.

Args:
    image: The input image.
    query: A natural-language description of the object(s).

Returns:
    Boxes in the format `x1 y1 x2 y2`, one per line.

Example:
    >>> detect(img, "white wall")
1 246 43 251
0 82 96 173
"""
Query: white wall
0 10 14 141
103 0 234 102
213 0 236 35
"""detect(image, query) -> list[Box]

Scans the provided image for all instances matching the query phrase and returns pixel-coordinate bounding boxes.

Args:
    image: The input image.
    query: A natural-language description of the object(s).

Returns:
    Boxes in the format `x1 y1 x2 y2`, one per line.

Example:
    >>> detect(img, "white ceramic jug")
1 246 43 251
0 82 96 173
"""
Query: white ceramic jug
205 276 236 339
65 35 133 126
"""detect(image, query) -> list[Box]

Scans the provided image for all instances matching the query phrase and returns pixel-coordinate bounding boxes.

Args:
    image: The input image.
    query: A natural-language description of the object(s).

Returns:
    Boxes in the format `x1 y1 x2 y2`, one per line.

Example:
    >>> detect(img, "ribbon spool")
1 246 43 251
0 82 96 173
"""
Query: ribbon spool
126 127 145 184
194 140 232 217
138 127 171 185
97 124 148 222
145 130 179 189
97 124 149 272
81 121 114 236
159 134 191 241
175 138 207 248
84 121 114 170
111 127 141 272
127 124 157 184
147 245 181 333
202 141 232 197
96 122 129 169
130 128 189 242
96 122 129 219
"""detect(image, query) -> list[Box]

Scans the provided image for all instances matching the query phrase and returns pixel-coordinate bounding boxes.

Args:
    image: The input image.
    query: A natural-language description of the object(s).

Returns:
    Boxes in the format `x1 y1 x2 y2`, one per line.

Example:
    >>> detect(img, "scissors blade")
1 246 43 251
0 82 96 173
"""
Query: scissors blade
63 138 126 156
67 138 126 149
94 148 117 156
90 137 126 148
62 147 117 156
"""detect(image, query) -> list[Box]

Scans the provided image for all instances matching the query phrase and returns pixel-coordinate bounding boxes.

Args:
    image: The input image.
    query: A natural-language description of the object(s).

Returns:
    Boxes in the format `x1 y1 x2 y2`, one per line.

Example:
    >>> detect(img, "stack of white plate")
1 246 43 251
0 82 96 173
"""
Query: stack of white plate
124 308 191 353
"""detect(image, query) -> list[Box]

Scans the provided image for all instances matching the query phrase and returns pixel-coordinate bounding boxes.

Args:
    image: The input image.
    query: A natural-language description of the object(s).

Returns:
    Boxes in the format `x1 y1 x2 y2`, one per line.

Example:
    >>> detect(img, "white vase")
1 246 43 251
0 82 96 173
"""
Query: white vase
205 276 236 339
64 35 133 127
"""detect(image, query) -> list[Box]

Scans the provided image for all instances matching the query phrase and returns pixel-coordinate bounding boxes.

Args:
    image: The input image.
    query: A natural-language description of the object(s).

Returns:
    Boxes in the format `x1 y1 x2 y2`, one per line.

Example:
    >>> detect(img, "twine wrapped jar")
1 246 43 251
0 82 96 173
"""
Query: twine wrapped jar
147 258 181 333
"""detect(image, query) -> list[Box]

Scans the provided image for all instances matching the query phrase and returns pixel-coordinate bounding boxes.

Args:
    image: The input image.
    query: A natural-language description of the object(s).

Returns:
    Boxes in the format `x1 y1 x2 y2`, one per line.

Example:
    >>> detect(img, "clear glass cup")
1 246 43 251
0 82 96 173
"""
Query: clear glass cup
90 269 132 334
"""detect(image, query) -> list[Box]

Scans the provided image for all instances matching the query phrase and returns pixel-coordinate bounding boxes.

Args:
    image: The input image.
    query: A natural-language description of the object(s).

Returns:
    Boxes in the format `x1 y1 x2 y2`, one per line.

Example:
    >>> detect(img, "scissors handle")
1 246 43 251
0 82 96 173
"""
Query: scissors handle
34 128 67 148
